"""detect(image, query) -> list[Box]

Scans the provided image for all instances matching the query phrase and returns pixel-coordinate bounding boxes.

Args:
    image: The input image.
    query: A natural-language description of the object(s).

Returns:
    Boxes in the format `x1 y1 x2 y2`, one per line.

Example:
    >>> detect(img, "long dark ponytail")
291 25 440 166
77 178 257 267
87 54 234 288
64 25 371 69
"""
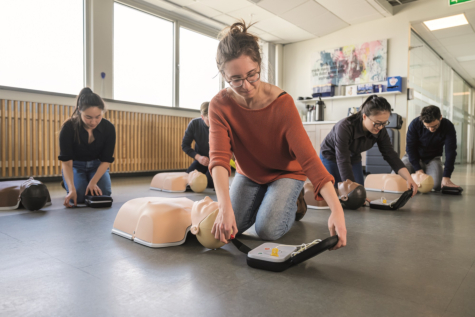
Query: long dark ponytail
348 94 392 122
65 87 106 143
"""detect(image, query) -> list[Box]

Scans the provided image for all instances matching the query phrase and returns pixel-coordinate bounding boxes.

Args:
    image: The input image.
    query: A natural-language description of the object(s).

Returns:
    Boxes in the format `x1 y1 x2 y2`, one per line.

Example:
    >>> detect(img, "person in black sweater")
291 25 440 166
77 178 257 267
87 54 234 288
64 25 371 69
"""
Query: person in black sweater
59 88 116 207
404 105 459 191
320 95 418 198
181 102 214 188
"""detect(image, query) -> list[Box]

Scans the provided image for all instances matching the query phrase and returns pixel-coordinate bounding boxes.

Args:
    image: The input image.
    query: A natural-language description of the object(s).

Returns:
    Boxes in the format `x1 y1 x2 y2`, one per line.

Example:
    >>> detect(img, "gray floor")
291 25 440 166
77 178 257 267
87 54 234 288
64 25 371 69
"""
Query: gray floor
1 166 475 317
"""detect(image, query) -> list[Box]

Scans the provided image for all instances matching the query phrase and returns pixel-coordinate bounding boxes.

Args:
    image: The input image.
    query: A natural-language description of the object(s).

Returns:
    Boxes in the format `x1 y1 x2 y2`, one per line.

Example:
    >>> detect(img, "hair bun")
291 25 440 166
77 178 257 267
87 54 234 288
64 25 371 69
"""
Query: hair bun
79 87 93 96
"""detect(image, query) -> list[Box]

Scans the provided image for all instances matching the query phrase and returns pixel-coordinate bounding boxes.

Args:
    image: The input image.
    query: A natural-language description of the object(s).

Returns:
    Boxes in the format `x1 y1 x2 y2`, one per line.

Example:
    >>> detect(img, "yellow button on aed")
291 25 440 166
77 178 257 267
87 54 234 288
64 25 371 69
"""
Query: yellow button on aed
271 248 279 257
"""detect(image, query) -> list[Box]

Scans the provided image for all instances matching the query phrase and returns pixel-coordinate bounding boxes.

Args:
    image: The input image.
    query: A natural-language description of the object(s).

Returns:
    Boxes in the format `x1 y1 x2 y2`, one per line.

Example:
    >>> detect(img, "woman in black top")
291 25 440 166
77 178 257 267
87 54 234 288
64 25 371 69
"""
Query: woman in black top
59 88 116 207
320 95 417 197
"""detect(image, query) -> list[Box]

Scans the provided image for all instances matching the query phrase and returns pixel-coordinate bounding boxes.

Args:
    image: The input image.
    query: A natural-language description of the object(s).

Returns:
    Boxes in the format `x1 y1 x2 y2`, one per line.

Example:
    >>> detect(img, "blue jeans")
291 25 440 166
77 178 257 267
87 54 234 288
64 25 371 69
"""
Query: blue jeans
62 159 112 203
230 173 304 241
320 152 365 185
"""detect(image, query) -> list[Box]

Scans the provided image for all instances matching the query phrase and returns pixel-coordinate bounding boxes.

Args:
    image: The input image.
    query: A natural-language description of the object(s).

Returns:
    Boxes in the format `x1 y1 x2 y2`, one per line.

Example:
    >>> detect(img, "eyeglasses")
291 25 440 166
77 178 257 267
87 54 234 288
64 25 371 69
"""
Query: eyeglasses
424 121 440 130
367 116 390 129
226 72 260 88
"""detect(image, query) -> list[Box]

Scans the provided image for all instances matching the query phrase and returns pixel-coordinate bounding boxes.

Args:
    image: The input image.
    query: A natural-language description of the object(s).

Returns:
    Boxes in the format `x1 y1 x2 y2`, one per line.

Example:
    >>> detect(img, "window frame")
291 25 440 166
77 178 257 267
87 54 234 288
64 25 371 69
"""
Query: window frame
0 0 86 95
114 0 224 108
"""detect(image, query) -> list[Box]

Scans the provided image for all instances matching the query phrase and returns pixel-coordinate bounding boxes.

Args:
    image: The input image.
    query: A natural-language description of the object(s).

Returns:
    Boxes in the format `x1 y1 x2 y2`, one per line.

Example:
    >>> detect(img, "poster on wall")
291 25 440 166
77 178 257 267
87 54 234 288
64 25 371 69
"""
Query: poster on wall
311 39 387 87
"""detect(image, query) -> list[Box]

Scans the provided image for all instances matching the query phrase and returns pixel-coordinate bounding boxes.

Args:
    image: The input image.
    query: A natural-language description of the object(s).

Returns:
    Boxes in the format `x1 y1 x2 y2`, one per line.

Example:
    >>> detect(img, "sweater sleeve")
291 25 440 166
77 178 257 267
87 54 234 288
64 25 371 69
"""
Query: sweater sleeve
443 121 457 178
181 120 198 159
284 98 334 200
334 122 357 182
208 100 232 177
406 119 422 172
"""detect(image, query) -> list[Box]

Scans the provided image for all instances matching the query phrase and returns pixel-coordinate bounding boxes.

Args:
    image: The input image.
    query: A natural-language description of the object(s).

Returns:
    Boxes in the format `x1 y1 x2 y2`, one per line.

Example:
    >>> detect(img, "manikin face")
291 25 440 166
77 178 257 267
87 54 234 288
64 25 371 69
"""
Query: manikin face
362 111 390 135
80 106 103 130
190 196 218 234
222 54 261 100
423 116 442 132
338 179 361 200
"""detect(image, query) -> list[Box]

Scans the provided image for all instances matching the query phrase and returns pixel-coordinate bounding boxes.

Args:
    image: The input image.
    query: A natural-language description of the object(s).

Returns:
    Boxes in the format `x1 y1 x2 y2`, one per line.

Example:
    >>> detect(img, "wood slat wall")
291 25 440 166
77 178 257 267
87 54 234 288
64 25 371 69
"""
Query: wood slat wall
0 99 195 179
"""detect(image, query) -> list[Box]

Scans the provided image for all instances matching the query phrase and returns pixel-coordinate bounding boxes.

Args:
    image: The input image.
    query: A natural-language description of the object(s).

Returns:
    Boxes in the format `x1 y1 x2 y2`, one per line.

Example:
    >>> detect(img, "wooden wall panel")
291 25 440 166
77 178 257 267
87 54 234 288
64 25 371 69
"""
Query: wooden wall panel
0 99 195 179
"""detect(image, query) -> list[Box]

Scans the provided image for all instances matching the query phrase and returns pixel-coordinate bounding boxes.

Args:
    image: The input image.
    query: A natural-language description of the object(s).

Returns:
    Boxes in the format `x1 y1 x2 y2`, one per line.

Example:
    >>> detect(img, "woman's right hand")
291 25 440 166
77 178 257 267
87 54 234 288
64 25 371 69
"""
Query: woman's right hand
64 190 77 208
211 206 238 244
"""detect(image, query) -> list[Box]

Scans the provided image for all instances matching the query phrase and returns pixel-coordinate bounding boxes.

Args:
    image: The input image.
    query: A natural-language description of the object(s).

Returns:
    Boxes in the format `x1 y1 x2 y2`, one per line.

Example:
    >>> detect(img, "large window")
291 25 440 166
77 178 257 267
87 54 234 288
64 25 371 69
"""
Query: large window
179 28 220 109
0 0 84 94
114 3 173 106
408 31 475 164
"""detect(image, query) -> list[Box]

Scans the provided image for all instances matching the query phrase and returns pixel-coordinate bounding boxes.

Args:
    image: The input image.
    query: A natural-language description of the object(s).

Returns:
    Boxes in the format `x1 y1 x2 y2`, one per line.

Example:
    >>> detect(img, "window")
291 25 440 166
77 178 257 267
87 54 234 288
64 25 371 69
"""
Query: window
114 3 173 106
0 0 84 94
179 27 220 109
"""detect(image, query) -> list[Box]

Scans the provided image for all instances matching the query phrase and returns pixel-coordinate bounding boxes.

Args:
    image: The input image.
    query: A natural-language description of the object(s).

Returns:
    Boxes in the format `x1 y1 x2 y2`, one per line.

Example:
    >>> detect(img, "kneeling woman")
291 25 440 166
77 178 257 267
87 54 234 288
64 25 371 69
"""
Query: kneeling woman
209 22 346 250
320 95 417 196
59 88 116 207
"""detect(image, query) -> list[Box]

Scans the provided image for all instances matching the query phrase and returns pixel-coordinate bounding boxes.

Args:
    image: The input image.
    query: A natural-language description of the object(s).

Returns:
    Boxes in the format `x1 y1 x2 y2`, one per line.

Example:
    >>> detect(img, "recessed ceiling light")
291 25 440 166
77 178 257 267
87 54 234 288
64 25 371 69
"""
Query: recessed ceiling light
423 14 468 31
453 92 470 96
457 54 475 62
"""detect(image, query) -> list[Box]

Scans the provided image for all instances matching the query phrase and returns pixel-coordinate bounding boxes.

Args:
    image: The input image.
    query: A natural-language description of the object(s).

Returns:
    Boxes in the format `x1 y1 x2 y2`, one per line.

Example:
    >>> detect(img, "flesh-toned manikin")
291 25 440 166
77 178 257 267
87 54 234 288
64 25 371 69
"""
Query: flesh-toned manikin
364 174 409 193
150 170 208 193
190 196 232 249
411 173 434 194
112 197 194 248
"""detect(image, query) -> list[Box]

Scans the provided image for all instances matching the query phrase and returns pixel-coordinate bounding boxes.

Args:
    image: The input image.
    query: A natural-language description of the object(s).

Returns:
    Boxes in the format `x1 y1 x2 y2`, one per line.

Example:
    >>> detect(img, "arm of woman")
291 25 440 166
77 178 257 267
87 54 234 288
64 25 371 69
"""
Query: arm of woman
320 181 347 250
207 99 236 244
397 167 418 197
210 166 238 244
61 160 77 207
86 162 110 196
283 98 347 250
90 121 115 196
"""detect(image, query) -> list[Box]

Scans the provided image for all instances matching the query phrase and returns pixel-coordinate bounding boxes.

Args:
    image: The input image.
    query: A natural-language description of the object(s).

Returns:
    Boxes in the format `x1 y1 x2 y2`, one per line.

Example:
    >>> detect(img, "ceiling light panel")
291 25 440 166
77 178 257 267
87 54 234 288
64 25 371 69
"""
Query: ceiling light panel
423 14 469 31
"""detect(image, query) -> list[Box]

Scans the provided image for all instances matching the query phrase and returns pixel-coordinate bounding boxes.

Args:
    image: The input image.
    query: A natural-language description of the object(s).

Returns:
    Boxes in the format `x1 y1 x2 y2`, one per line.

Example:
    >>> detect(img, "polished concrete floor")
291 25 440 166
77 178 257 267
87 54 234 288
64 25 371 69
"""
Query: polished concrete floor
1 165 475 317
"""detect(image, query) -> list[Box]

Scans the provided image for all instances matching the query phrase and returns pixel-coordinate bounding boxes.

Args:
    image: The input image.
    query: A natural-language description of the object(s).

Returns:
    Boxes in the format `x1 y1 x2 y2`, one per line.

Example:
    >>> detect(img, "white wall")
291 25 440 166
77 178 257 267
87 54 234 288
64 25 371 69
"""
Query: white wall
282 0 475 155
282 14 410 120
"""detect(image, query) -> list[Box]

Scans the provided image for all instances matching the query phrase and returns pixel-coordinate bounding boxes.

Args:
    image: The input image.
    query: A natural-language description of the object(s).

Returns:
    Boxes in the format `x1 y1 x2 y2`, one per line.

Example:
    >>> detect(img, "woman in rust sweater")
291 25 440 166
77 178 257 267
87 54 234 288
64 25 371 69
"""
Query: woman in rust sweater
209 22 347 250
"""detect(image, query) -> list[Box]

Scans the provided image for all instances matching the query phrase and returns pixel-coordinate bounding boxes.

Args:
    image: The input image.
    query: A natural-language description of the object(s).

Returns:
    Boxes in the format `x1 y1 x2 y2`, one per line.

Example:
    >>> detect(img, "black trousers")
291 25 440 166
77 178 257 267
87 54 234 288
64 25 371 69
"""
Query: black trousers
186 160 214 188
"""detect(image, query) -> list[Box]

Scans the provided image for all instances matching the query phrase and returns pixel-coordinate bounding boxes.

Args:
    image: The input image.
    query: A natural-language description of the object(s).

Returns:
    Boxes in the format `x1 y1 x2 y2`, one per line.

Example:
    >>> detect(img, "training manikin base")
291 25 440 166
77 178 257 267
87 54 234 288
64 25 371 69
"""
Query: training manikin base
112 197 194 248
364 174 408 193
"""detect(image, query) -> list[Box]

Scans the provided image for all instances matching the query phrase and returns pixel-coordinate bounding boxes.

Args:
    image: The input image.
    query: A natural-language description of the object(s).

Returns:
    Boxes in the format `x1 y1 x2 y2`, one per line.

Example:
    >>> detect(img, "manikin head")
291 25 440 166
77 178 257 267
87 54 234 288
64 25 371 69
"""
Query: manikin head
411 173 434 193
190 197 230 249
338 180 366 210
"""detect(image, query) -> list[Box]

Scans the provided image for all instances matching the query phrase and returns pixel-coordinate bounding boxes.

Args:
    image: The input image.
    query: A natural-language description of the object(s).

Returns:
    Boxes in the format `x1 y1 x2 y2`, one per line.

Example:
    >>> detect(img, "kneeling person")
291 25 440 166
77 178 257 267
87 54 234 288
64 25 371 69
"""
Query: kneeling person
404 105 459 191
181 101 214 188
59 88 116 207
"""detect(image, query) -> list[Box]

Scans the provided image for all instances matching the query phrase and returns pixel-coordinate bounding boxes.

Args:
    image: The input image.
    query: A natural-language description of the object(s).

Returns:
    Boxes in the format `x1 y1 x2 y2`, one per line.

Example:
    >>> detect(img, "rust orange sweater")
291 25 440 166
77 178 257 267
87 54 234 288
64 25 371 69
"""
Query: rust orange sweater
209 89 334 201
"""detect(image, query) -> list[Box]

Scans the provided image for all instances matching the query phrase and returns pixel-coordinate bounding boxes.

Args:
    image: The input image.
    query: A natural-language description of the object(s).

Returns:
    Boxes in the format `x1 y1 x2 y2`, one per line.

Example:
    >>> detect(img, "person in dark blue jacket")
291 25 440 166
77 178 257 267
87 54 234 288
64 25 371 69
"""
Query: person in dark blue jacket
403 105 459 191
181 102 214 188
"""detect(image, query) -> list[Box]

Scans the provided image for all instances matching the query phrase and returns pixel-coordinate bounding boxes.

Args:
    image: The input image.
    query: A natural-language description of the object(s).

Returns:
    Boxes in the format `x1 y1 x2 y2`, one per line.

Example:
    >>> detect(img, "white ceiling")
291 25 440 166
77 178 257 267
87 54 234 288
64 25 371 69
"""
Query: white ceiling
412 8 475 87
143 0 395 44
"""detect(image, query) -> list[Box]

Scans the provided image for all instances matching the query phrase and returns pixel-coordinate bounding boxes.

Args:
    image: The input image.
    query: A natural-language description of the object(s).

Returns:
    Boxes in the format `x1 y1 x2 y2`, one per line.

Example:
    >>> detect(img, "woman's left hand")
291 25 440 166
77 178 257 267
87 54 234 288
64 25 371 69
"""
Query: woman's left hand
86 182 102 196
328 210 347 250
